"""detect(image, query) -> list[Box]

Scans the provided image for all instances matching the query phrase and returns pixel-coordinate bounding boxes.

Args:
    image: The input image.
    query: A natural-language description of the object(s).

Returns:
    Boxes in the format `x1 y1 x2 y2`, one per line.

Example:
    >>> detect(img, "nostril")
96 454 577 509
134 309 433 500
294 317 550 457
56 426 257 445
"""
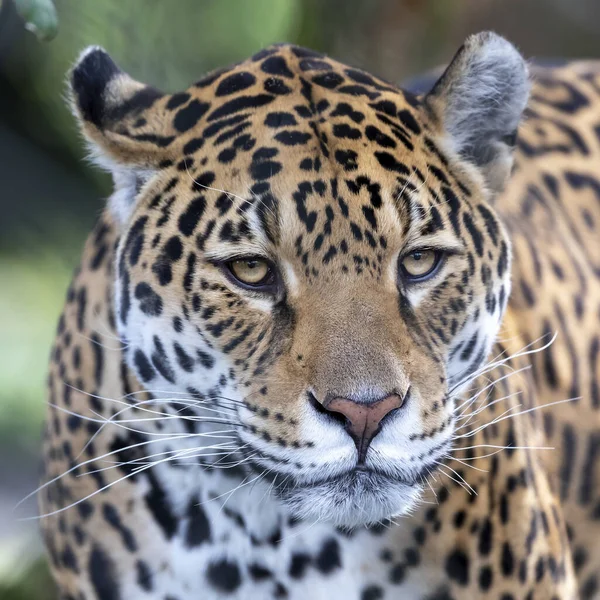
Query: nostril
307 392 348 428
379 387 410 427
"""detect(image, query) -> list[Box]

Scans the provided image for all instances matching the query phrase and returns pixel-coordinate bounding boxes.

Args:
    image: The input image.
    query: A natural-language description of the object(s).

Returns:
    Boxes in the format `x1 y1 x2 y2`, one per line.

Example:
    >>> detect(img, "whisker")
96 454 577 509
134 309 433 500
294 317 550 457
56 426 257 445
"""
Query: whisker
452 443 555 452
450 457 488 473
455 397 579 439
453 366 530 414
435 462 476 496
457 390 523 424
16 429 239 515
449 331 558 395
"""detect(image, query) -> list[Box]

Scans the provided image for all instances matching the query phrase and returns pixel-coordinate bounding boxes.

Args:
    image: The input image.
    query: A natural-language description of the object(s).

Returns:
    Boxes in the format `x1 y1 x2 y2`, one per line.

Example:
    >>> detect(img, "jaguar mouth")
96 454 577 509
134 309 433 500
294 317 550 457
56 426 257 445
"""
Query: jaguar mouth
301 470 412 501
296 463 428 490
272 465 427 527
260 462 430 497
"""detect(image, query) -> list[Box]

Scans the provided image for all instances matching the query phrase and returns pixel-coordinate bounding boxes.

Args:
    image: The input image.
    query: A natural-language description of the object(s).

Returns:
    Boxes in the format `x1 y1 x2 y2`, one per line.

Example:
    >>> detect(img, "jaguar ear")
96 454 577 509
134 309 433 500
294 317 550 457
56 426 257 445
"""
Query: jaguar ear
424 32 530 194
70 47 180 223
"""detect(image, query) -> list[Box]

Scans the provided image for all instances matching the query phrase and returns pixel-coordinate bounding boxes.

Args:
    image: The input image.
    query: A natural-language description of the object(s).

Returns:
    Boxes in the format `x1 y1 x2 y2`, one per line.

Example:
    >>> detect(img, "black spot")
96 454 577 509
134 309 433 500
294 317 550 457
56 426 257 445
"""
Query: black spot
90 333 104 388
446 549 469 586
185 496 211 548
89 545 121 600
134 349 155 382
289 553 312 579
152 236 184 286
365 125 396 148
389 562 405 584
423 587 455 600
362 206 377 229
361 584 384 600
135 282 163 316
76 287 87 332
183 137 204 154
173 99 210 132
203 115 247 140
582 575 598 599
174 342 194 372
413 526 427 545
102 503 137 552
315 538 342 575
178 197 207 237
264 77 292 95
261 56 294 78
535 556 545 582
166 92 190 110
375 151 410 175
218 147 237 163
60 543 79 572
77 500 94 520
397 109 421 134
501 542 514 576
478 518 493 556
90 242 108 270
333 123 362 140
144 470 178 539
207 94 275 122
274 131 312 146
478 566 493 591
216 72 256 96
265 112 297 128
250 159 283 180
197 349 215 369
477 204 500 246
300 58 332 71
249 563 273 580
206 559 242 593
136 560 153 592
291 46 324 59
463 213 484 256
312 71 344 89
335 149 358 171
331 102 364 123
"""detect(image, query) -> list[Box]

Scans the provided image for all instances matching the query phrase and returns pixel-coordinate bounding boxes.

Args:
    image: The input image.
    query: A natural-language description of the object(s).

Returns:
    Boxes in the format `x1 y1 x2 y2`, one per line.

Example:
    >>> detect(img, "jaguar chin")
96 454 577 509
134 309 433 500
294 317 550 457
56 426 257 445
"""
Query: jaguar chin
275 467 424 528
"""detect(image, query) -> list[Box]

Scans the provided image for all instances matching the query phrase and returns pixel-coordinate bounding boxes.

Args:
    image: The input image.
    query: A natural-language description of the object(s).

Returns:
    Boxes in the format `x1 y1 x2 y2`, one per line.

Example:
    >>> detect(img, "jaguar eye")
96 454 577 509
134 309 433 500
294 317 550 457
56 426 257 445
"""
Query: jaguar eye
400 249 441 281
226 258 275 289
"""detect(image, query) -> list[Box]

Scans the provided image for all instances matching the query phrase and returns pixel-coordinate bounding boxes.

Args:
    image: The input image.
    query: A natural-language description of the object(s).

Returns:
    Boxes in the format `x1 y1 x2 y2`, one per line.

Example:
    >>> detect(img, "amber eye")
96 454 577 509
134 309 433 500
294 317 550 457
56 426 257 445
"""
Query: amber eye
226 258 275 289
400 249 441 281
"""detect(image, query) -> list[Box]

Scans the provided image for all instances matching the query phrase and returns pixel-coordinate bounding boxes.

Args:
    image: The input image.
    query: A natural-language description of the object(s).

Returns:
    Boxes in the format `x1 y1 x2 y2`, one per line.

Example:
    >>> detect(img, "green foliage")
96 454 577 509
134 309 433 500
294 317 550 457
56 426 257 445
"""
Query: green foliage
0 250 74 444
12 0 58 41
0 555 56 600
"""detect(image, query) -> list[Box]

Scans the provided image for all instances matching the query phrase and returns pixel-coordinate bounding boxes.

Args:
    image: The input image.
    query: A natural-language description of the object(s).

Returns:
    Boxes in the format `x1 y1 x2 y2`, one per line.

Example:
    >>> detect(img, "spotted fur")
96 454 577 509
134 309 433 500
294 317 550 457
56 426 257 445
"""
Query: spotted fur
39 33 600 599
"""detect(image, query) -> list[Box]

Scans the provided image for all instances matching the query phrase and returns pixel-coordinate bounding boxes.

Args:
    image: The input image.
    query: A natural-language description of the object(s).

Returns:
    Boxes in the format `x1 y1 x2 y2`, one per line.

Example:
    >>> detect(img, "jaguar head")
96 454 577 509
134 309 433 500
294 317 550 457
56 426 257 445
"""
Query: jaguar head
70 32 528 527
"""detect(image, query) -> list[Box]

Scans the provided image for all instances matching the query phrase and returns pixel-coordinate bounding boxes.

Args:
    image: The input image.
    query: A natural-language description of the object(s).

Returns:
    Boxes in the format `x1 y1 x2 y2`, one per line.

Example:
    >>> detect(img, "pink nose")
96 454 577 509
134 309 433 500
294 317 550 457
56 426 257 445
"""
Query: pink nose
324 394 405 462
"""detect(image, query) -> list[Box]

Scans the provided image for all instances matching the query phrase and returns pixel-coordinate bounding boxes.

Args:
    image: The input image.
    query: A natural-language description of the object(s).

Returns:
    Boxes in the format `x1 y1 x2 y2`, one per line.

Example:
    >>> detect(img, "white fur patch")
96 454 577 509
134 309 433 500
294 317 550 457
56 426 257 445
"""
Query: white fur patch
90 150 156 225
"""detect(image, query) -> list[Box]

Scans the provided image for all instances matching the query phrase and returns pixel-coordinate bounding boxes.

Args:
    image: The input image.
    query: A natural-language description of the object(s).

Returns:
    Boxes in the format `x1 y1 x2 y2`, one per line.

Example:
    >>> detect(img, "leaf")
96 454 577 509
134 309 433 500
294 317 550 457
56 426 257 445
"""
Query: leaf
13 0 59 41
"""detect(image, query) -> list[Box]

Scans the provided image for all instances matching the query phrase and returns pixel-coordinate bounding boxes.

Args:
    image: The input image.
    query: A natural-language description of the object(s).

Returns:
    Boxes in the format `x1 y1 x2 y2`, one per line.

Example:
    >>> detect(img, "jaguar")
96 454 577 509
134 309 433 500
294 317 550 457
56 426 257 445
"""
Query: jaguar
37 31 600 599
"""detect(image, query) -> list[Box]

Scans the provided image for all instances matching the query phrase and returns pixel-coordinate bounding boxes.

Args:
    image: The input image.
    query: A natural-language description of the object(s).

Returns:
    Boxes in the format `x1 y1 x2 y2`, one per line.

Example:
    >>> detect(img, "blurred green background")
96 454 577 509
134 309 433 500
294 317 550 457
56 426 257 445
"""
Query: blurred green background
2 0 600 597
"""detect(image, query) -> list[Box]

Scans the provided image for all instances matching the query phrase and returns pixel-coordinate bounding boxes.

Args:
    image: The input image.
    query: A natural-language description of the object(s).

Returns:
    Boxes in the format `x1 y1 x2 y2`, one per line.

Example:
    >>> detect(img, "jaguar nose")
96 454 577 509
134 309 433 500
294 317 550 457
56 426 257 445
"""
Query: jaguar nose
323 393 406 463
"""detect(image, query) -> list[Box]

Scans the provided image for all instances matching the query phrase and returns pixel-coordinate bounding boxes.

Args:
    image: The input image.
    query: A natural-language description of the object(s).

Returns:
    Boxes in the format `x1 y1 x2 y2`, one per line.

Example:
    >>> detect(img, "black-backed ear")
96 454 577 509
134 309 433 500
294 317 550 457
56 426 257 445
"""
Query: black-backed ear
424 32 529 194
69 47 176 223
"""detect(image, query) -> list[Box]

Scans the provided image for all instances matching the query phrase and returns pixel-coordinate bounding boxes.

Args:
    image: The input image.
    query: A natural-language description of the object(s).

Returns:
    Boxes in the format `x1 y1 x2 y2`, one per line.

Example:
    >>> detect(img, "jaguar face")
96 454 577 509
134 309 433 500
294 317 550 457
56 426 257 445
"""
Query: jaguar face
71 33 528 527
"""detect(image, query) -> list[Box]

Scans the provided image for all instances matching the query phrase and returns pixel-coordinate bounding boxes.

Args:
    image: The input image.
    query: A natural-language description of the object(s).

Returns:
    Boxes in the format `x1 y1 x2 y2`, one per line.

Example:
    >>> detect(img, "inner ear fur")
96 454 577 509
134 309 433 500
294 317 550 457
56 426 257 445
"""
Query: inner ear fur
424 31 530 193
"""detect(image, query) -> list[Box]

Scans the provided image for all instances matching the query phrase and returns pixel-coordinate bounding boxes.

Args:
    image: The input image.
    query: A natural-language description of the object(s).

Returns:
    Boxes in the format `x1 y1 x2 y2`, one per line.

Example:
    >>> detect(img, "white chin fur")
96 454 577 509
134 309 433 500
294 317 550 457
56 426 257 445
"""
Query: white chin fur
281 474 423 528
